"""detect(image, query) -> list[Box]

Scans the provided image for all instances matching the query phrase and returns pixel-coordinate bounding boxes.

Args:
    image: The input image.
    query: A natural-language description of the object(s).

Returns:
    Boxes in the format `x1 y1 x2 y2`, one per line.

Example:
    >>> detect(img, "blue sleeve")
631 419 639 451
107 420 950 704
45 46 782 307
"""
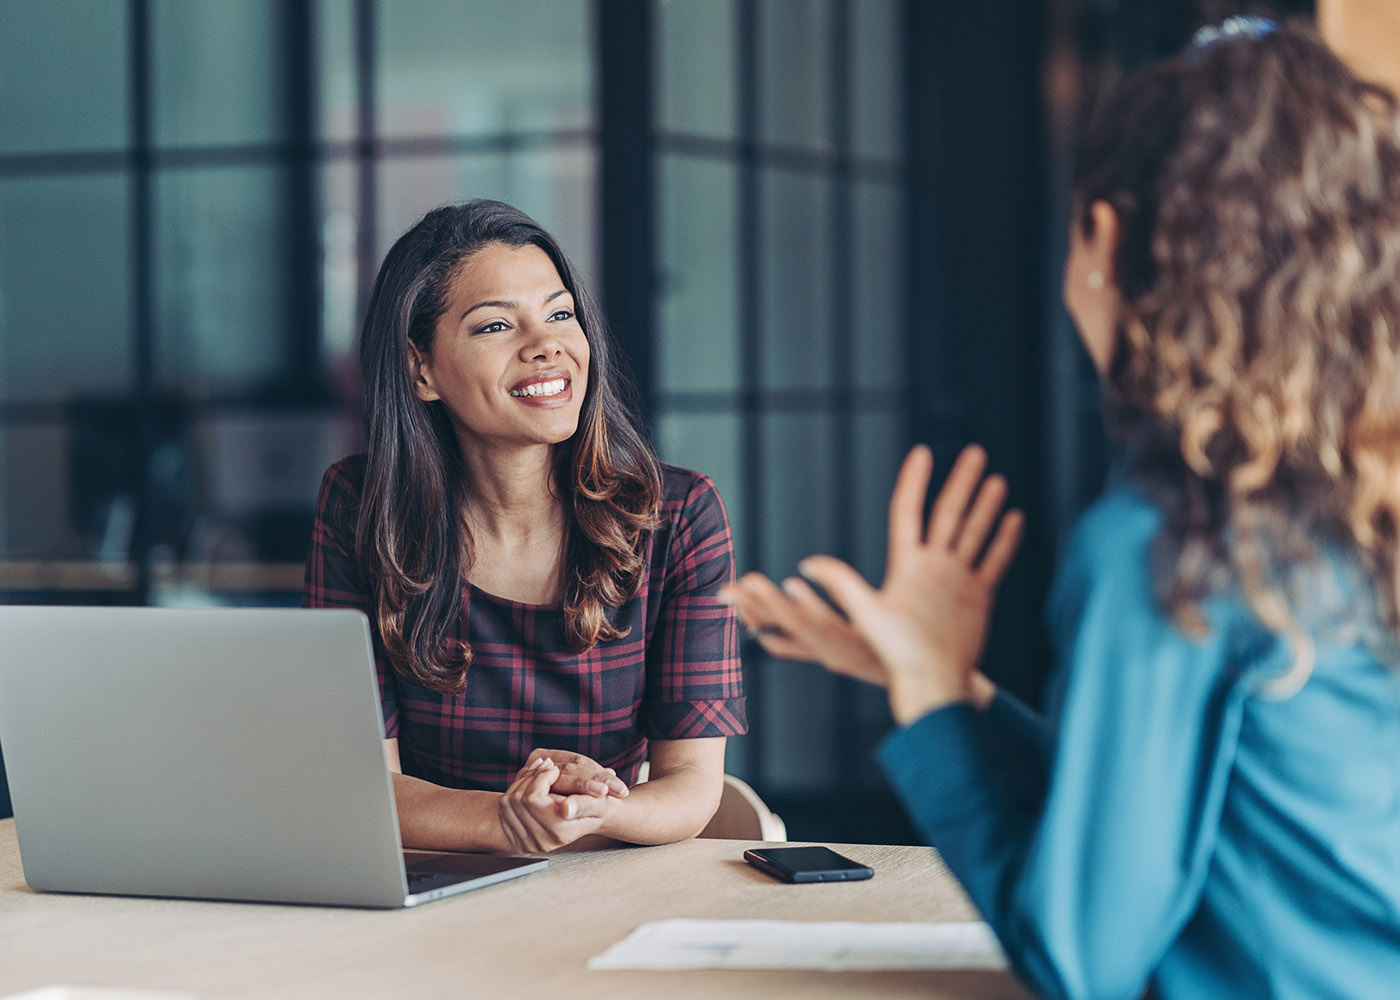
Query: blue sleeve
879 493 1247 1000
983 688 1051 786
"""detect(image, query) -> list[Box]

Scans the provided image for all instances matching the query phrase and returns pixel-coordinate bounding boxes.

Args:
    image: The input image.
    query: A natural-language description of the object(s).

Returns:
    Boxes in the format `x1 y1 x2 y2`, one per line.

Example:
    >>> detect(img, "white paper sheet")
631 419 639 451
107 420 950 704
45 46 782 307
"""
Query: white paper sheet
587 918 1008 972
0 990 197 1000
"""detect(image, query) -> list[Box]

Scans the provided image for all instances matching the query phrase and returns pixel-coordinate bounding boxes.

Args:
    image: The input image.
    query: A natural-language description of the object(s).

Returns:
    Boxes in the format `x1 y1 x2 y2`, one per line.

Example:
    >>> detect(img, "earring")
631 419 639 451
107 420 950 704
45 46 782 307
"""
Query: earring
1086 270 1105 290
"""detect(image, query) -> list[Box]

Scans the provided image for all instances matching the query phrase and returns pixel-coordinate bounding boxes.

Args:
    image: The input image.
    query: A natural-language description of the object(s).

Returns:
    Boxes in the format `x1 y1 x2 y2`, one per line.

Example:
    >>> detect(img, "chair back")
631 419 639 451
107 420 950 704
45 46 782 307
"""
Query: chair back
698 774 787 841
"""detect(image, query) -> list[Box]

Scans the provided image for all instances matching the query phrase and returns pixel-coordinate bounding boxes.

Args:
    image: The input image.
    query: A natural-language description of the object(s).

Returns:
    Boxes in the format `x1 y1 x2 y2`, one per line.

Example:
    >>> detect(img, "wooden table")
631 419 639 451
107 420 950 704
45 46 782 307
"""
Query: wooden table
0 820 1032 999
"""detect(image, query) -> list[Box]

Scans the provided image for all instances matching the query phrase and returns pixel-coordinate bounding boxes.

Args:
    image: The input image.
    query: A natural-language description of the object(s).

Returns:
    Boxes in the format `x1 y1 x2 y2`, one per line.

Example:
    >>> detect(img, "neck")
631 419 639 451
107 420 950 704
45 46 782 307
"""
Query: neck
456 437 568 543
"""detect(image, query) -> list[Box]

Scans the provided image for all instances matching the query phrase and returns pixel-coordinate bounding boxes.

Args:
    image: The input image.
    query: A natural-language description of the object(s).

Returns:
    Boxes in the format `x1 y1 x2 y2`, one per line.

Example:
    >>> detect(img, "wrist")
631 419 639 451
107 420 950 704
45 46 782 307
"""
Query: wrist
969 671 997 710
467 792 513 853
887 669 975 727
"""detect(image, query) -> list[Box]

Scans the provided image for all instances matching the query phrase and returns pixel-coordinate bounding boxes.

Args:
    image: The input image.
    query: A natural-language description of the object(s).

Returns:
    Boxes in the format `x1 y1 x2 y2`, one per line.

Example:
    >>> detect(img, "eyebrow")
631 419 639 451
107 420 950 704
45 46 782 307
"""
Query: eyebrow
461 288 572 321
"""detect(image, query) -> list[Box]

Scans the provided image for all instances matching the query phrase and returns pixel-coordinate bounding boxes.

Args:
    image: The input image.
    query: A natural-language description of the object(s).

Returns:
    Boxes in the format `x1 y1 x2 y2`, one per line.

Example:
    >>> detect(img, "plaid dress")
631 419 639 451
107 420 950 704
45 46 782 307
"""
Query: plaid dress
303 455 747 792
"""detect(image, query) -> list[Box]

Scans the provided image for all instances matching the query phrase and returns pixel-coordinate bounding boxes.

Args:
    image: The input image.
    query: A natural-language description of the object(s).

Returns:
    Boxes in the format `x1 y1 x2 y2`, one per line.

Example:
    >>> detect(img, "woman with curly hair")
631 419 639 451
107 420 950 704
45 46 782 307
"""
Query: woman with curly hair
725 18 1400 999
305 200 745 854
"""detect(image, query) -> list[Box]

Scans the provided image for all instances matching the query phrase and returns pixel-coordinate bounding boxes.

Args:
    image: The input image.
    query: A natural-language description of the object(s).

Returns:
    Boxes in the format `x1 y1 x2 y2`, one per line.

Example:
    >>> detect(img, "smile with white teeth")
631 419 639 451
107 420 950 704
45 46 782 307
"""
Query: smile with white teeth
509 378 567 398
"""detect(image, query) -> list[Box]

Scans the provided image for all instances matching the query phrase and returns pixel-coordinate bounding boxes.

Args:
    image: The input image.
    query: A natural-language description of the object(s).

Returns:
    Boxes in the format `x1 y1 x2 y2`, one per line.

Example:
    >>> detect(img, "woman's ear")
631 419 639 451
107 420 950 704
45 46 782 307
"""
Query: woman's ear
408 343 440 403
1084 200 1121 288
1064 199 1124 375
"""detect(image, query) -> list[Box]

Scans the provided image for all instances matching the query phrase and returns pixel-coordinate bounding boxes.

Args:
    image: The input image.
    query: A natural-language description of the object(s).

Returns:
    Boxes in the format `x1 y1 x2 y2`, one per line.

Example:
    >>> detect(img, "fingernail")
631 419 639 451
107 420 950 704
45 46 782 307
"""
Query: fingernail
716 587 735 605
781 577 802 596
565 800 578 819
797 558 814 576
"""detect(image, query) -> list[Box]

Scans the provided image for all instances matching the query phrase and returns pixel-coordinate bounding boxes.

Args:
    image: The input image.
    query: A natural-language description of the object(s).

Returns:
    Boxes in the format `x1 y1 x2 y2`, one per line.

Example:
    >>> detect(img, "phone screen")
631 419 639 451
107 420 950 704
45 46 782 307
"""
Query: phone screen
743 846 874 883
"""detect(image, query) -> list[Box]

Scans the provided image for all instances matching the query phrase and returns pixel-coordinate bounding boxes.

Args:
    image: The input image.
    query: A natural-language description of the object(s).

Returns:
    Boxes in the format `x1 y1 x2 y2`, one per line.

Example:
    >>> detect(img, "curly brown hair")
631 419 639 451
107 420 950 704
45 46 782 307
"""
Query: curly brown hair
357 201 660 694
1075 21 1400 687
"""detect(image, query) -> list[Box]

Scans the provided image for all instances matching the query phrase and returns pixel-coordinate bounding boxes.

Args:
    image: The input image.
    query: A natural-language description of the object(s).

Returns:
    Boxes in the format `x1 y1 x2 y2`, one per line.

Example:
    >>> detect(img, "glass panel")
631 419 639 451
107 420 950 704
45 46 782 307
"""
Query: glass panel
0 424 87 559
0 175 132 402
655 0 737 139
0 1 128 154
761 411 834 576
852 408 904 582
186 409 360 561
760 169 833 391
759 410 837 794
376 0 594 140
657 155 740 394
757 0 833 152
152 0 287 147
655 411 746 568
761 651 840 793
316 0 359 143
852 179 905 391
154 166 294 393
319 161 360 378
851 0 904 161
375 146 600 291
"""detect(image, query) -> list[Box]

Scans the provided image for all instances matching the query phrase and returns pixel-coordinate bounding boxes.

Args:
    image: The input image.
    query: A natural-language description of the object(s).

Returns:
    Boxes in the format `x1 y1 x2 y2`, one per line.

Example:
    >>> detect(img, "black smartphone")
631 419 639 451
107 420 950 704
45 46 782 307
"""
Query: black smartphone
742 845 874 884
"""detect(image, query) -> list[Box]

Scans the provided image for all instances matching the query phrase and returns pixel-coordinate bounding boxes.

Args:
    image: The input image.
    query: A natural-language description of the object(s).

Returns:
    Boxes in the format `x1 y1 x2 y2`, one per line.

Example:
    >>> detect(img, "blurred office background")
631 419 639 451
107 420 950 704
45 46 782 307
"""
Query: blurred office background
0 0 1374 832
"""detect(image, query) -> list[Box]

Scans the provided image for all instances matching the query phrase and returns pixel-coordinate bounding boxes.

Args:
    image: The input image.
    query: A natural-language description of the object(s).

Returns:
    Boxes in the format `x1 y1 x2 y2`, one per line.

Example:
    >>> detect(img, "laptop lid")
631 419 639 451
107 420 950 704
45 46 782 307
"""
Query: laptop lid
0 606 544 908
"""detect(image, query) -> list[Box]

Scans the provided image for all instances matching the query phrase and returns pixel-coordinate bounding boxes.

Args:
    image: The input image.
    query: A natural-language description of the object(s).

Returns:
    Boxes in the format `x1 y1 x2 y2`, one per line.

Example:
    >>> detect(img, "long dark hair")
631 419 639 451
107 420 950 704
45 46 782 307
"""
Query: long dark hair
356 200 661 694
1075 20 1400 684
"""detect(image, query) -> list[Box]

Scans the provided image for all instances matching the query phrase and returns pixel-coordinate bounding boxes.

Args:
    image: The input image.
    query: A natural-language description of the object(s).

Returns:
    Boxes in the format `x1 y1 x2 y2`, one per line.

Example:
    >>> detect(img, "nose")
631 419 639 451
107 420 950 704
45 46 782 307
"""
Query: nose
518 319 564 362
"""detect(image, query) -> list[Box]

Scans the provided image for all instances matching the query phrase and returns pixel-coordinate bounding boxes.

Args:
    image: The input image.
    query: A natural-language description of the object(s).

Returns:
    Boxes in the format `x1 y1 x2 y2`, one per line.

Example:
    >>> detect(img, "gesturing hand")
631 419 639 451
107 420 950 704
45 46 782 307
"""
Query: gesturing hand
794 445 1023 725
722 569 886 687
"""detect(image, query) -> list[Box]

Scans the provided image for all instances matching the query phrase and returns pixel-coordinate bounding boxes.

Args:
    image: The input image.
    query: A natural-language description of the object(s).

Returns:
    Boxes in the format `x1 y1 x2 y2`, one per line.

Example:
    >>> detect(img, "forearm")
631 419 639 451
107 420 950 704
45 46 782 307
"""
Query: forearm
392 772 513 853
596 764 723 845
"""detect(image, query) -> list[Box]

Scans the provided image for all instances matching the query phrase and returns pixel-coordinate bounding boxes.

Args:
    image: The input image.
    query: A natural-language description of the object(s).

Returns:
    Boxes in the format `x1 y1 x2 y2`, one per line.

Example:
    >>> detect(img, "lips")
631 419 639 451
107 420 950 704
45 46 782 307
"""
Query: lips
509 370 570 398
508 369 575 406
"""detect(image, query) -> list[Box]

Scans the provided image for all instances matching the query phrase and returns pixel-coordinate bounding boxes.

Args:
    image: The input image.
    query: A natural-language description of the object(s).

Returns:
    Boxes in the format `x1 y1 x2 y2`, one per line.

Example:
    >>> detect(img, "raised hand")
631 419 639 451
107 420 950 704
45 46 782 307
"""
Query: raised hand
722 569 886 687
797 444 1023 724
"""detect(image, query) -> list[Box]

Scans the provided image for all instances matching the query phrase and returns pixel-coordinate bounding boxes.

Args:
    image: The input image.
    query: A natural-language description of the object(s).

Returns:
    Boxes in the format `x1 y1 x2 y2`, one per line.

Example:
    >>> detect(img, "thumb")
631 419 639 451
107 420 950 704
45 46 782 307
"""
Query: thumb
796 555 880 625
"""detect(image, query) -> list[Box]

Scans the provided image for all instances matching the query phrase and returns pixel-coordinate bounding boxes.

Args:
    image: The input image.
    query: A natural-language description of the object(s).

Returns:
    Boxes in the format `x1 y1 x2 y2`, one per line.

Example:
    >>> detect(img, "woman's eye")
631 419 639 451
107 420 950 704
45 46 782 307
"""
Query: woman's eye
548 309 574 322
475 320 509 334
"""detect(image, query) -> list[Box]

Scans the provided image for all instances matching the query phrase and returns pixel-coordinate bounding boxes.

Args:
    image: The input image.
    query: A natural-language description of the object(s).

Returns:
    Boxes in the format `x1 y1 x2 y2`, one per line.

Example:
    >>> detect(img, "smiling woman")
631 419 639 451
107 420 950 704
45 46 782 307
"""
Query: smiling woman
303 201 747 855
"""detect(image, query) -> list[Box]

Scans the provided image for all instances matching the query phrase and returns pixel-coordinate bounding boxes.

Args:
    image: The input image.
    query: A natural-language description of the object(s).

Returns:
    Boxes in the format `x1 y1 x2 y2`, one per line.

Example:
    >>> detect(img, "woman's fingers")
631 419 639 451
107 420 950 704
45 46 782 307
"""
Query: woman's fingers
523 749 628 798
726 572 801 636
796 555 879 626
499 759 562 852
499 756 613 853
953 472 1009 561
555 791 611 821
780 575 848 630
927 445 988 551
977 507 1025 584
886 445 935 570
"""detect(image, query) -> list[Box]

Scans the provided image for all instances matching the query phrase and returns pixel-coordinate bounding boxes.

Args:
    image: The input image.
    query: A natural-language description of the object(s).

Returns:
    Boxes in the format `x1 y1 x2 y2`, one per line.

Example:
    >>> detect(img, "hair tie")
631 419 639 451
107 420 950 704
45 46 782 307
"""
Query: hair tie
1190 15 1278 51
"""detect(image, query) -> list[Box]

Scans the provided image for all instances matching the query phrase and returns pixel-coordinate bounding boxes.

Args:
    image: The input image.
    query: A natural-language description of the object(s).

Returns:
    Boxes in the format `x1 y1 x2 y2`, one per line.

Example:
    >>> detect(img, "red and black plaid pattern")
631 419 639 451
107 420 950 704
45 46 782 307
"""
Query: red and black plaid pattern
303 456 747 792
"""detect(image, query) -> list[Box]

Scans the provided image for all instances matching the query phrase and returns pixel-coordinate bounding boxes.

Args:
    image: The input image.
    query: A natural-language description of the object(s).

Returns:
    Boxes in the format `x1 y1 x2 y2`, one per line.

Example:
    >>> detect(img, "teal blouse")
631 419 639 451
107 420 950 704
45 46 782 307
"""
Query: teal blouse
880 488 1400 1000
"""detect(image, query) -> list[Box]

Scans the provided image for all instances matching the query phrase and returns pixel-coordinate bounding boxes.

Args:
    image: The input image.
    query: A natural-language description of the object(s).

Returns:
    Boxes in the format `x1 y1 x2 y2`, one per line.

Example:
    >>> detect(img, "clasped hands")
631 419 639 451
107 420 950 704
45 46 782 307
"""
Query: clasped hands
722 445 1023 726
498 747 630 854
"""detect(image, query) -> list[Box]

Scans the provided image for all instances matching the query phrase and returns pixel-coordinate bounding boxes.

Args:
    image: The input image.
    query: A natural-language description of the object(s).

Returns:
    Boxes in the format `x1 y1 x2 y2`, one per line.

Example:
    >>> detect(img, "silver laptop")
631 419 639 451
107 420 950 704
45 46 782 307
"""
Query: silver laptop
0 606 546 908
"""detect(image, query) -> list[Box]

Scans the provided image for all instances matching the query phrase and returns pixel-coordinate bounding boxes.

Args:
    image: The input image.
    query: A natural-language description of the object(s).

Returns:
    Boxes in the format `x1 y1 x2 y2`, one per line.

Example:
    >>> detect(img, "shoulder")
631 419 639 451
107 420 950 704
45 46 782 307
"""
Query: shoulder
657 463 729 523
314 453 368 519
1047 485 1164 636
653 464 734 568
321 453 367 493
1062 486 1162 580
